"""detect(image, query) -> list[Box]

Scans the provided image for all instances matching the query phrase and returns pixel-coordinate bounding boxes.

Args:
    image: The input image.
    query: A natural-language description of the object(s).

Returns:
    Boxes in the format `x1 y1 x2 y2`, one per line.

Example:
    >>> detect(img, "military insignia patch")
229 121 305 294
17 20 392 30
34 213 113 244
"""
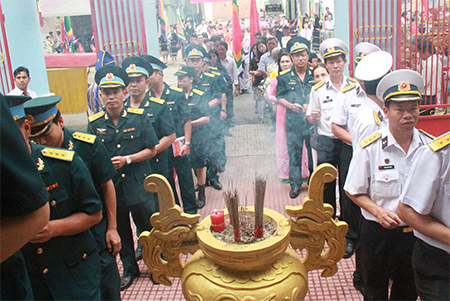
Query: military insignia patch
382 136 388 149
327 46 335 52
96 128 106 135
129 64 137 72
68 140 74 150
46 183 59 191
106 73 114 81
398 81 411 92
373 111 381 126
37 158 45 171
123 128 135 133
385 158 390 164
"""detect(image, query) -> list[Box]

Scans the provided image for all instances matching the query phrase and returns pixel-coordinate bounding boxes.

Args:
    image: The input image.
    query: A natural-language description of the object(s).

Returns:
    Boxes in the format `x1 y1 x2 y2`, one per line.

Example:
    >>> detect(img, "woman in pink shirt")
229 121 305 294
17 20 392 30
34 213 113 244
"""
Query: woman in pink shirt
266 51 293 181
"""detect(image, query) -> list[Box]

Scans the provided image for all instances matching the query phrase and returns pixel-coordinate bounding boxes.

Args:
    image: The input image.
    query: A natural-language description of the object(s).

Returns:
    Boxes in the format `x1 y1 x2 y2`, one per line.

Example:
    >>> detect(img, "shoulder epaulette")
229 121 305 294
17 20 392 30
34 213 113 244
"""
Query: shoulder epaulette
169 86 182 93
72 132 96 144
41 147 75 162
204 72 215 77
427 132 450 152
341 84 356 93
211 71 221 76
347 77 358 83
193 89 204 96
150 97 165 105
209 66 218 71
88 111 105 122
127 108 144 114
279 68 291 75
419 129 435 140
312 80 325 91
359 132 382 148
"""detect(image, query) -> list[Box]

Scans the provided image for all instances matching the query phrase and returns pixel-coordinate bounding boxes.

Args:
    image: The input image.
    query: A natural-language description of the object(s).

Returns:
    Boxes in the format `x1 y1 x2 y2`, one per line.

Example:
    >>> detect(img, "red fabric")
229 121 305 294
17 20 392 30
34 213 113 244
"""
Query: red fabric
232 0 243 68
250 0 260 45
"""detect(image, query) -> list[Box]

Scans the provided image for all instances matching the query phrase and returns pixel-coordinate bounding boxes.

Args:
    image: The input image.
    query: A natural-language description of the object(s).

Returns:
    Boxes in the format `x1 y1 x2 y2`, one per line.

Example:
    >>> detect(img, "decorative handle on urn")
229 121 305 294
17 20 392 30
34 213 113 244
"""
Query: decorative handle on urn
285 163 348 277
139 174 203 286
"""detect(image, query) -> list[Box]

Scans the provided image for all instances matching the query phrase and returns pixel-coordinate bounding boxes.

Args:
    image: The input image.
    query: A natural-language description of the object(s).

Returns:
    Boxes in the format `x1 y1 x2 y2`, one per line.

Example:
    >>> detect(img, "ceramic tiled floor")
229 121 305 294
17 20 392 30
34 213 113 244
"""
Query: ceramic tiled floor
119 123 363 301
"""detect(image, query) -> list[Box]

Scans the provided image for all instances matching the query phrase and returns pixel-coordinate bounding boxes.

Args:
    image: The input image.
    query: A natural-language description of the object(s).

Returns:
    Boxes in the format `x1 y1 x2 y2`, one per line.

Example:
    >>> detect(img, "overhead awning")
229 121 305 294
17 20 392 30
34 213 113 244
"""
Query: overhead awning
41 0 91 17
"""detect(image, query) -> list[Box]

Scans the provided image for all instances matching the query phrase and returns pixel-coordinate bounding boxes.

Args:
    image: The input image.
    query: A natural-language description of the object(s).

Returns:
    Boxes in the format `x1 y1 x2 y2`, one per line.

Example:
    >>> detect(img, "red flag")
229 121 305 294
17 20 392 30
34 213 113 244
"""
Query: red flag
232 0 243 68
249 0 260 45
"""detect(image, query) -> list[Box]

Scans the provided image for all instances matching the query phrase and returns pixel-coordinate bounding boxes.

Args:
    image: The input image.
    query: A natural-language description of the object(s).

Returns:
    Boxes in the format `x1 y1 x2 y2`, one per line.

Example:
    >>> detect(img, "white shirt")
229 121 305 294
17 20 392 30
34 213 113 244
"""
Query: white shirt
220 56 239 85
352 98 388 147
332 84 365 145
196 24 208 35
418 54 442 97
325 19 335 30
258 52 275 72
344 126 432 225
300 28 313 41
306 76 355 138
8 87 38 98
401 135 450 254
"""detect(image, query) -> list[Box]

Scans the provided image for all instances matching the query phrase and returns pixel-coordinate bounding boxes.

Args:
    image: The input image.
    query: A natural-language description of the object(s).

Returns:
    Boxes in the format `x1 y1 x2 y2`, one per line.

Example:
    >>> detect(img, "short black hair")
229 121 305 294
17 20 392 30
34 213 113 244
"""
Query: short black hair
255 32 261 37
364 77 383 95
217 41 228 49
417 39 435 55
14 66 30 78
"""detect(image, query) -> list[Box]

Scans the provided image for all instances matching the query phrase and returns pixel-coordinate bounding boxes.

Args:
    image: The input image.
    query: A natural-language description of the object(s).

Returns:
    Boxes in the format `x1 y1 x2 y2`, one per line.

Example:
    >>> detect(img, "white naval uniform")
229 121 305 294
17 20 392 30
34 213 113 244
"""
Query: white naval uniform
401 134 450 254
344 126 433 223
307 76 358 138
352 97 388 148
332 84 366 145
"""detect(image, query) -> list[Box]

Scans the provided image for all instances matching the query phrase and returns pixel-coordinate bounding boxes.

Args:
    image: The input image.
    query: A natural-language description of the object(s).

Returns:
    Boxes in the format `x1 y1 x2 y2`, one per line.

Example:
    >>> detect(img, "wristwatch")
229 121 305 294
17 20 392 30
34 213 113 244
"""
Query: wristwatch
185 142 191 146
126 156 132 165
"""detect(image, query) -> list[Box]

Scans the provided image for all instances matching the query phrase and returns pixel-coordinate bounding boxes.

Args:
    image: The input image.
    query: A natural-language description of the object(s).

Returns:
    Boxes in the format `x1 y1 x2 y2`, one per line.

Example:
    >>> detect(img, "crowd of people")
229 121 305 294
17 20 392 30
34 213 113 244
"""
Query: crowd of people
2 9 449 301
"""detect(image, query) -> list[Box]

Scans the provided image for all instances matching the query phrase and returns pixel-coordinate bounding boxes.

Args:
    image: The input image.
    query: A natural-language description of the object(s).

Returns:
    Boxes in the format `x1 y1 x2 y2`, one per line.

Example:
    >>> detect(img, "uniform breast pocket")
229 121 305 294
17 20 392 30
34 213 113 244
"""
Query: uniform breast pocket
349 106 359 114
123 130 141 140
99 135 112 145
373 170 400 200
64 235 100 290
48 186 71 219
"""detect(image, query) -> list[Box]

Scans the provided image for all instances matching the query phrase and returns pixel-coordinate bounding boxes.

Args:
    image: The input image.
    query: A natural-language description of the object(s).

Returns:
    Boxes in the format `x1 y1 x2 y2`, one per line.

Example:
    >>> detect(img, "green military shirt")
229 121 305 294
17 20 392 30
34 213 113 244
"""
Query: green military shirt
209 67 228 95
188 88 211 141
62 127 116 250
21 143 102 301
149 83 189 138
276 67 315 135
0 99 50 300
88 108 159 207
124 93 175 177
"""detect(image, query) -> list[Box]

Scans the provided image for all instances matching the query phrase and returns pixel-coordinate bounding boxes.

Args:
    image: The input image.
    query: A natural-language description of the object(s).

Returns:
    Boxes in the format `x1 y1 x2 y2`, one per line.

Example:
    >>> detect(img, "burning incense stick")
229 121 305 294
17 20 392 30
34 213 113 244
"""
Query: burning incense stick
223 189 240 242
254 174 267 239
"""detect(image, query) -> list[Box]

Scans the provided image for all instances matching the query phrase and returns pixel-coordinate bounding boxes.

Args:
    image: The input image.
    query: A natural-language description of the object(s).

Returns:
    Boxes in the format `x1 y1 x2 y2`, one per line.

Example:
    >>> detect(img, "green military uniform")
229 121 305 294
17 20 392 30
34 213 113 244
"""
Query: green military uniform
61 127 121 300
17 95 103 300
148 82 197 214
89 106 159 278
187 88 211 169
193 70 224 184
123 94 175 178
1 95 50 301
21 144 103 301
122 56 176 180
23 93 121 300
276 37 315 192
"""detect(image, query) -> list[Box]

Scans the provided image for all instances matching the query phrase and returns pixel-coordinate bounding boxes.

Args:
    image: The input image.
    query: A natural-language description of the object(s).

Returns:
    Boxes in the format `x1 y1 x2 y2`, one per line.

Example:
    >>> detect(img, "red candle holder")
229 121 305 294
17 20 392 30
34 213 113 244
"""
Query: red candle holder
210 209 225 232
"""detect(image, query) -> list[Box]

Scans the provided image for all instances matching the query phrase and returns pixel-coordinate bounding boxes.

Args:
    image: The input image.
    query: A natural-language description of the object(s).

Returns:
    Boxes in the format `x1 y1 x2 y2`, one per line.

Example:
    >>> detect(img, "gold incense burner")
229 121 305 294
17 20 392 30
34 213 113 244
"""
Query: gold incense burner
139 164 348 301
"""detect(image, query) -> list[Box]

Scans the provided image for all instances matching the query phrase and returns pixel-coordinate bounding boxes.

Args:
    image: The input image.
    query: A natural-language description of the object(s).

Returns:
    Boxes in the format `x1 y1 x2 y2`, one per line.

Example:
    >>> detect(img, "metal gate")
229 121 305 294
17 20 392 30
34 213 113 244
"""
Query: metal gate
90 0 148 64
0 2 14 95
349 0 450 136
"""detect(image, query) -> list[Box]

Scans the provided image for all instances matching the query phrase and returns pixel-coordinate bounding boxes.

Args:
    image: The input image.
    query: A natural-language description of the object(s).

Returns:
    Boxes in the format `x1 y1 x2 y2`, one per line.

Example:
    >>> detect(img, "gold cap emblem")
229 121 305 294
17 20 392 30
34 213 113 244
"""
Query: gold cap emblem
327 46 335 52
362 51 368 57
129 64 136 71
192 49 197 54
398 81 411 92
294 42 300 47
106 73 114 81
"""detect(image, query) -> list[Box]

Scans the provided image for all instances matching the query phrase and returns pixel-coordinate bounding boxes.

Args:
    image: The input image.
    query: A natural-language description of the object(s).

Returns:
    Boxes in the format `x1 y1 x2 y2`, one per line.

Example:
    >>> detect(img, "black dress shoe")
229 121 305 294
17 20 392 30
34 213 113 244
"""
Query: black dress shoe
344 239 355 259
353 272 364 295
210 180 222 190
289 187 300 199
135 247 143 261
120 273 139 291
